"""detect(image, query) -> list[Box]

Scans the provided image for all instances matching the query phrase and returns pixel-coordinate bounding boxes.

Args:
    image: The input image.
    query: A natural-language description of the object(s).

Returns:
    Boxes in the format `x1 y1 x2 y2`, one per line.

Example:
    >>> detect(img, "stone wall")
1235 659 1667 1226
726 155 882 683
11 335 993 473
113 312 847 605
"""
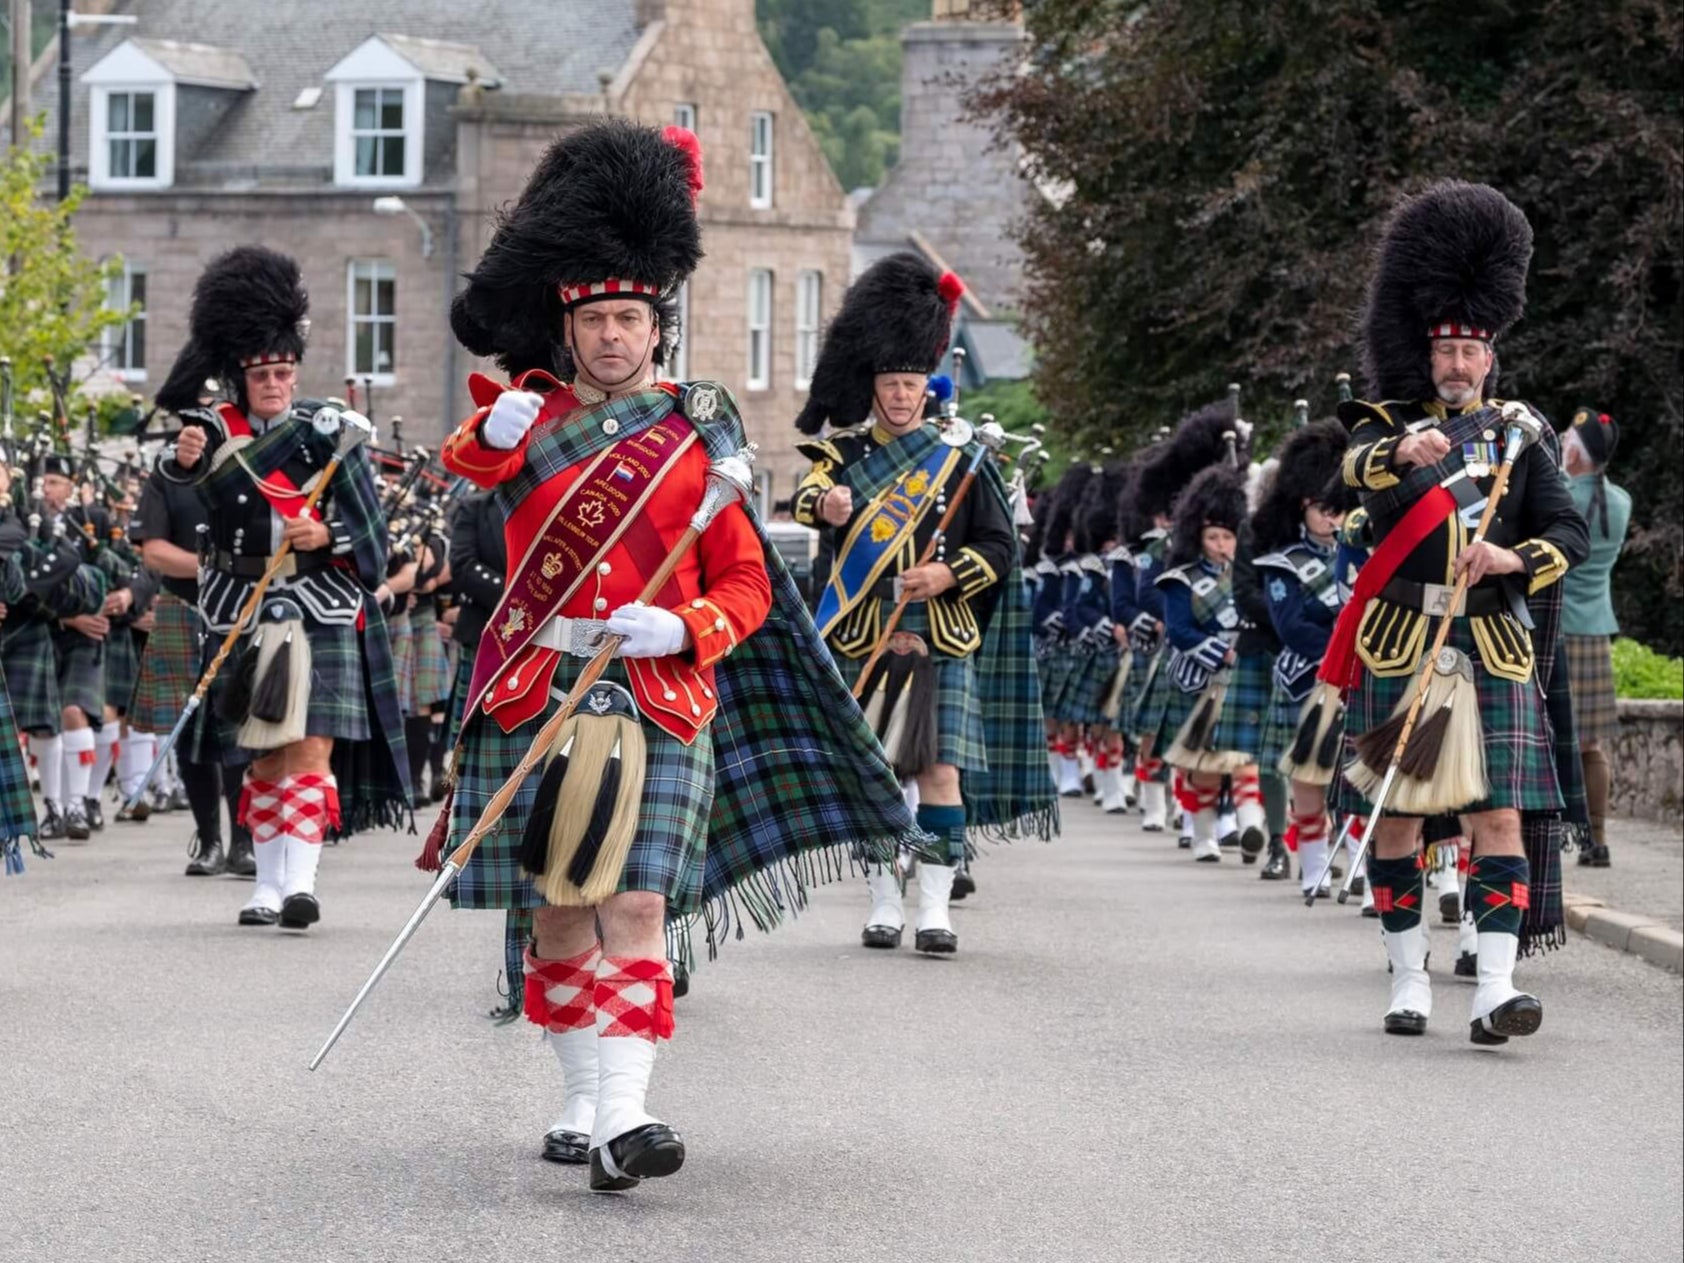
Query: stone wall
1612 699 1684 822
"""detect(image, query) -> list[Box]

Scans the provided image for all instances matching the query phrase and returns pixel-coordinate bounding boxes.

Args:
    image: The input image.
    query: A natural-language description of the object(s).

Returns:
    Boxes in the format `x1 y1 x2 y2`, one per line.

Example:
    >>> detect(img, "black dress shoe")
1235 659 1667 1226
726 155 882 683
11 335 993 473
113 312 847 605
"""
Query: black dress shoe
1470 994 1542 1045
38 806 66 840
1260 838 1291 881
861 924 902 949
1576 844 1595 867
238 906 280 926
589 1124 686 1191
279 892 320 929
1438 891 1460 925
185 834 226 877
1385 1010 1428 1035
1360 904 1380 919
951 869 976 901
542 1128 590 1165
1455 951 1477 978
225 835 257 878
671 962 690 999
84 797 105 832
64 802 90 841
1349 875 1366 896
1590 844 1611 868
1176 834 1192 850
914 927 957 955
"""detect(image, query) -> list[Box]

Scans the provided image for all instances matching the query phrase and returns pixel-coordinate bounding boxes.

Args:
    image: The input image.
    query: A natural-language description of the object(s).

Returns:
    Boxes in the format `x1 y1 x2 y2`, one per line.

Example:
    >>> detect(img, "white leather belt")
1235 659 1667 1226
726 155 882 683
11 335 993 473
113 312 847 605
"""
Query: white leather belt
530 616 612 657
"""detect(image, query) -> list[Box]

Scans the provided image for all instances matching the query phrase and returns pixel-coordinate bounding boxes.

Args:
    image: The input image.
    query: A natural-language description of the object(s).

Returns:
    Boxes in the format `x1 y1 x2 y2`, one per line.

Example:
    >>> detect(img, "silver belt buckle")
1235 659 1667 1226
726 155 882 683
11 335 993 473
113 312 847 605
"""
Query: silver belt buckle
564 617 610 657
1420 582 1462 617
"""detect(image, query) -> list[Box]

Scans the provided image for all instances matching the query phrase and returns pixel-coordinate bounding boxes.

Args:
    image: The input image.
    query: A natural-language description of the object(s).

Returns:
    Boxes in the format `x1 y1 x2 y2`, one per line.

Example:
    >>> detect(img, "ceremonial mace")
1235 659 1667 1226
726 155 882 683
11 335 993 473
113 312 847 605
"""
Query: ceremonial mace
122 409 374 811
309 444 759 1071
1305 405 1542 907
849 419 1008 700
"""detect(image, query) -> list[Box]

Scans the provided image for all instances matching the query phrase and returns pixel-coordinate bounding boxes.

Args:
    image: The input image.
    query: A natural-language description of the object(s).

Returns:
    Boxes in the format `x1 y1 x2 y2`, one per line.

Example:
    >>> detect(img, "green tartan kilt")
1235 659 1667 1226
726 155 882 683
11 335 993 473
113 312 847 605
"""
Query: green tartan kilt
128 593 201 732
1200 650 1273 758
1054 640 1119 727
104 627 141 714
188 621 371 765
448 658 712 914
389 610 416 716
1564 633 1619 747
410 606 453 708
1037 642 1077 715
829 603 988 772
1156 676 1201 751
1118 646 1154 726
1257 676 1307 772
0 674 38 844
1332 620 1562 817
1127 647 1175 744
1 620 62 734
53 627 105 724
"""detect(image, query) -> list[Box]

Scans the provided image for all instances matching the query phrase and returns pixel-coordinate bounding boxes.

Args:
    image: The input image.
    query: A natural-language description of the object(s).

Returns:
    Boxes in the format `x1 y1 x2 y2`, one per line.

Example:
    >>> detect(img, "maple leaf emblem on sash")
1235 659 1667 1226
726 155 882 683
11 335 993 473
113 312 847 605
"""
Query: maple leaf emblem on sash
541 552 564 579
577 499 607 528
499 603 529 641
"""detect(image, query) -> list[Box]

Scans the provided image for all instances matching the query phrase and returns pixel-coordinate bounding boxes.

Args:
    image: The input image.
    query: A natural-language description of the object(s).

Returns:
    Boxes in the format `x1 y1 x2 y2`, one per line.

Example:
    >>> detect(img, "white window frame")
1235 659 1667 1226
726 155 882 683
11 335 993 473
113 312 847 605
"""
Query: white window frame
794 270 822 391
102 262 148 382
326 38 427 190
749 111 774 209
346 259 398 385
746 269 773 392
88 83 175 191
673 102 697 132
661 282 691 383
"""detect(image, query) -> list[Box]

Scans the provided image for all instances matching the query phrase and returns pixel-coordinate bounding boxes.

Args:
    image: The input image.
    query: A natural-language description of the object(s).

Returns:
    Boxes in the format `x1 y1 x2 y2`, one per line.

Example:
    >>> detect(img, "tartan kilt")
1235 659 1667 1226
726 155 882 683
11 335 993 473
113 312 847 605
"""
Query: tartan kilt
1128 648 1175 745
128 593 201 732
1565 634 1619 747
1332 620 1562 817
1156 677 1201 752
389 610 416 716
448 658 713 914
1037 643 1077 715
445 648 475 749
1118 646 1154 727
1257 676 1307 772
831 643 989 773
53 628 105 724
1198 650 1273 759
1 620 62 734
410 606 453 708
1056 641 1120 727
104 627 141 714
0 676 38 844
187 621 371 765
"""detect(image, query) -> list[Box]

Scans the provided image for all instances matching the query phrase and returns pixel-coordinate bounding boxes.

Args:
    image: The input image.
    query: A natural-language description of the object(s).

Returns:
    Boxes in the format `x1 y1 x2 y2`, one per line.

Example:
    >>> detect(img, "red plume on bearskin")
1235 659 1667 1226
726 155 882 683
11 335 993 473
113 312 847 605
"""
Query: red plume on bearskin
938 270 964 311
662 125 705 200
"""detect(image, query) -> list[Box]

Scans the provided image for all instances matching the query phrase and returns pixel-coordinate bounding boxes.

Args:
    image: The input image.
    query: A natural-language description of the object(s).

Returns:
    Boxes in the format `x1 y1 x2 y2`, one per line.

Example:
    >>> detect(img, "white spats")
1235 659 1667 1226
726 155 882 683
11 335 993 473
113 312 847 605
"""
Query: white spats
1100 765 1130 814
60 727 96 802
117 731 154 801
1190 807 1221 863
547 1026 600 1139
1382 924 1432 1026
1139 780 1167 832
90 721 120 798
1470 931 1540 1036
864 868 904 934
915 863 957 935
1297 837 1330 896
591 1025 660 1156
1055 756 1084 797
29 735 63 807
282 835 322 899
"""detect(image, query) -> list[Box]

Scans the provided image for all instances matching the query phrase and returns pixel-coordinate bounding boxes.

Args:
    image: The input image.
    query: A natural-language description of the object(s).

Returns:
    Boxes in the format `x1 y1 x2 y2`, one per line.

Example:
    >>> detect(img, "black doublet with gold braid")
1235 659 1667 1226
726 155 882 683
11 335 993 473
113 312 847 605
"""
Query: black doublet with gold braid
1339 397 1587 682
795 421 1016 658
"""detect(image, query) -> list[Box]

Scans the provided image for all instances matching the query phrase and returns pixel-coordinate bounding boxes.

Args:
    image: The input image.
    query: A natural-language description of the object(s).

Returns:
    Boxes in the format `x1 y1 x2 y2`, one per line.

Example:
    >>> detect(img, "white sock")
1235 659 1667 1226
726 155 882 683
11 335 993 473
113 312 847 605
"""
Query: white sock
90 721 120 797
61 728 96 802
118 732 155 799
30 735 64 807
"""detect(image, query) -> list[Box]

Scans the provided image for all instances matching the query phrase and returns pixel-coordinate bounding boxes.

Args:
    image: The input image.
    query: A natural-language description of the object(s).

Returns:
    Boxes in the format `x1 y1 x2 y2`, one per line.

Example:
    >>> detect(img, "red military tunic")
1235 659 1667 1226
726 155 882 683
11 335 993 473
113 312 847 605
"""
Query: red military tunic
441 370 771 744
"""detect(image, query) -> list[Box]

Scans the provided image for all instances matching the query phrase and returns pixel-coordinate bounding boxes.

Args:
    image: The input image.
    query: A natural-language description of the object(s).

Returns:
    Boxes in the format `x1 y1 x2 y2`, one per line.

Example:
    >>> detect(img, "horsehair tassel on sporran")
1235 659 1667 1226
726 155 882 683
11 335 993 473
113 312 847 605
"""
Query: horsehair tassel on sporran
1279 680 1345 785
217 629 262 725
1100 648 1131 724
857 631 938 780
308 444 759 1074
1167 666 1248 776
518 682 647 906
1333 404 1539 825
238 606 312 750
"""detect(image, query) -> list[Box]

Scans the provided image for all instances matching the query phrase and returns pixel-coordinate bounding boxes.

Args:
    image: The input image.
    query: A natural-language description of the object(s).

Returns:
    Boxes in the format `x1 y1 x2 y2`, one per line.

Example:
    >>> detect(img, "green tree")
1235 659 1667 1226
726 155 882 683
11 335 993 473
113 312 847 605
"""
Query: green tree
975 0 1684 652
1 119 128 412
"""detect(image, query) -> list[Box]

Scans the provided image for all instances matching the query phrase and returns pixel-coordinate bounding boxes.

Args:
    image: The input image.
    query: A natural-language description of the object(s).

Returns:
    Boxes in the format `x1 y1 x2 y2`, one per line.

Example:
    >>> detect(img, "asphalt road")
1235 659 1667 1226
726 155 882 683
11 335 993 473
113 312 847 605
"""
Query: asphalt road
1 795 1679 1263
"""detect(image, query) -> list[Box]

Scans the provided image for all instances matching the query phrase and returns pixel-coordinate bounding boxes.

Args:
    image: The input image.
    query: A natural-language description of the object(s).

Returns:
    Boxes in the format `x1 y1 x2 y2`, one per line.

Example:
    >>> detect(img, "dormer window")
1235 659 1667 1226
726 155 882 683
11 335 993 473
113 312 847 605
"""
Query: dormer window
106 92 159 180
352 88 408 179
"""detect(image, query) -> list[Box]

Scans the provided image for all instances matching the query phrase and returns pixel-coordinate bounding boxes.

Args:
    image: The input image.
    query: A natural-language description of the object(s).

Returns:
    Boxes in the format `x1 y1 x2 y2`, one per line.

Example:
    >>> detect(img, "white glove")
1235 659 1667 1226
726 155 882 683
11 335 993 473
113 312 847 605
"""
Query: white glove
606 602 688 659
481 390 544 450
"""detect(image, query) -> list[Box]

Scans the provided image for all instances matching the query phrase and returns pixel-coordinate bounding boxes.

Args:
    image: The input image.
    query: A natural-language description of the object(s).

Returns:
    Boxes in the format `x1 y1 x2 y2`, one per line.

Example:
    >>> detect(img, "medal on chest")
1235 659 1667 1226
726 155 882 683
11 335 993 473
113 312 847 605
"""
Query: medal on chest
1462 430 1500 480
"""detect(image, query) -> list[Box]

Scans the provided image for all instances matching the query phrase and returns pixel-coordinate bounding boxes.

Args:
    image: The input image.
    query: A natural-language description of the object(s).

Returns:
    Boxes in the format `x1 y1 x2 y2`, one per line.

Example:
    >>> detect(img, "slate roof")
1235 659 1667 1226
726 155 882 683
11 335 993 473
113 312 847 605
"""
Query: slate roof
128 39 257 89
16 0 640 182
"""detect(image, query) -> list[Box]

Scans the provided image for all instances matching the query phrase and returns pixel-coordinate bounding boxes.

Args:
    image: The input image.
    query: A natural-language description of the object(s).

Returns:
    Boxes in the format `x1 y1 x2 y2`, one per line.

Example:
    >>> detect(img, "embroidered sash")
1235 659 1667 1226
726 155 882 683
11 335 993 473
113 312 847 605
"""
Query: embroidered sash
464 416 696 725
815 443 963 639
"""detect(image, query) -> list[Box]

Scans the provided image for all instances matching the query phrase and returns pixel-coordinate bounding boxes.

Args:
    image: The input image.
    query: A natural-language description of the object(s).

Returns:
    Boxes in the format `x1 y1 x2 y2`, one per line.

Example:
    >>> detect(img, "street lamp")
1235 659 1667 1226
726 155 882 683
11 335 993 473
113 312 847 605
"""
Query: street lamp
371 195 435 259
58 1 138 201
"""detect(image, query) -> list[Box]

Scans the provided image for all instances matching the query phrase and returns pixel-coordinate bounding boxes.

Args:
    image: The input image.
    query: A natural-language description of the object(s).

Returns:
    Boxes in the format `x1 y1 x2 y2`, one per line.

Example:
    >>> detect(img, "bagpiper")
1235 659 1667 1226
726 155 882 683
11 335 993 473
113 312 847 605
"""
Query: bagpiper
155 245 410 931
0 456 50 872
1329 182 1587 1044
433 119 922 1192
792 251 1053 957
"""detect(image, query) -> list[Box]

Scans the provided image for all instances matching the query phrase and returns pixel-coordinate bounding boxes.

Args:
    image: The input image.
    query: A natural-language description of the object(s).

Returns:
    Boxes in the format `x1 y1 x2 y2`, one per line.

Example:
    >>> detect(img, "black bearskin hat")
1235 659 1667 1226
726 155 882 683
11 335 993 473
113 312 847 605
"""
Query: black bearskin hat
156 246 309 414
1358 180 1532 402
451 119 705 379
1169 464 1248 566
1074 460 1130 554
1132 399 1238 523
1249 420 1351 554
794 251 964 435
1043 462 1096 556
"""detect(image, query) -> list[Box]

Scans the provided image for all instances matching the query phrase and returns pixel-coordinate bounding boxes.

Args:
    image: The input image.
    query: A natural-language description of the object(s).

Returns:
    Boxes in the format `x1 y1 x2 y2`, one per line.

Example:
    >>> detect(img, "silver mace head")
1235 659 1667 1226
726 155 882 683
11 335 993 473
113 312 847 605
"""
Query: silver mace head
1499 401 1545 453
692 443 759 531
308 405 376 457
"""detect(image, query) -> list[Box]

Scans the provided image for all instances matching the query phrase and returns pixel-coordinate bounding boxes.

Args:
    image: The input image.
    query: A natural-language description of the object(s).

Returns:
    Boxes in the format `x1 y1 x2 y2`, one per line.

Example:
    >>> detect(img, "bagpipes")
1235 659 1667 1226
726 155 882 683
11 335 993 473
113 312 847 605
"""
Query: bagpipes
309 444 760 1071
1296 403 1545 907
